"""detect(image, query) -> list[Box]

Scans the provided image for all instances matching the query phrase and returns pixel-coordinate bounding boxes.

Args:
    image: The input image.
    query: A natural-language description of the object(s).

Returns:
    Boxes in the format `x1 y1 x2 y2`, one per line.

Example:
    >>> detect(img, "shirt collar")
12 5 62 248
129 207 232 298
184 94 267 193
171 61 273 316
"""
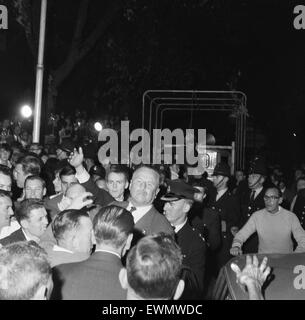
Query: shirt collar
127 202 152 213
95 249 121 259
22 229 40 243
216 188 228 199
254 186 264 196
174 219 188 233
53 245 74 254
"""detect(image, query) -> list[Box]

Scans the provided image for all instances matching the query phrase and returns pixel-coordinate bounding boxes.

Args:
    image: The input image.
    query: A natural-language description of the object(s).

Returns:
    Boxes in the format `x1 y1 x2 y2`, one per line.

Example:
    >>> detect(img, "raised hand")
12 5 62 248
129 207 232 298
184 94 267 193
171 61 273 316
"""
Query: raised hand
68 147 84 169
66 192 93 210
231 255 271 288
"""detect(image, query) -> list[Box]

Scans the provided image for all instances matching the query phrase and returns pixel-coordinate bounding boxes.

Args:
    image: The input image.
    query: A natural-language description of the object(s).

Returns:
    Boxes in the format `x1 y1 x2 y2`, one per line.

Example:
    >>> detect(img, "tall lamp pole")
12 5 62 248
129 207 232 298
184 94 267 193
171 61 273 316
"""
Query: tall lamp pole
33 0 47 143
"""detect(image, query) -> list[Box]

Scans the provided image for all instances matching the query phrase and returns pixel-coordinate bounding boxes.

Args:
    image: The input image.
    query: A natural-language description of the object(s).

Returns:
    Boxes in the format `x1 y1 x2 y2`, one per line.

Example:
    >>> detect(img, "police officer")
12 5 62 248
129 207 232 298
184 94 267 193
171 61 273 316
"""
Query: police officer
188 184 221 252
291 177 305 229
239 158 267 253
208 162 240 270
162 179 206 297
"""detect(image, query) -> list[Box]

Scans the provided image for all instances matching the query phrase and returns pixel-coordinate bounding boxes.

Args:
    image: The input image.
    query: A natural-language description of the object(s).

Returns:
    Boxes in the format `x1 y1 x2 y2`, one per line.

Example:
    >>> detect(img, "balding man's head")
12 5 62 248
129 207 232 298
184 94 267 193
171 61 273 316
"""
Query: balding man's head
66 184 86 200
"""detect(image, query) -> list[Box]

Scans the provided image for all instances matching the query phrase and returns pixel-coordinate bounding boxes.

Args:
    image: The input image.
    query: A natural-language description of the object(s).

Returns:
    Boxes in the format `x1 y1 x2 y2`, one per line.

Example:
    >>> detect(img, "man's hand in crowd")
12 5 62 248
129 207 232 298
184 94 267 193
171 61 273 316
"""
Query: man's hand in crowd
231 226 239 237
66 192 93 210
231 255 271 299
230 246 242 256
69 147 84 169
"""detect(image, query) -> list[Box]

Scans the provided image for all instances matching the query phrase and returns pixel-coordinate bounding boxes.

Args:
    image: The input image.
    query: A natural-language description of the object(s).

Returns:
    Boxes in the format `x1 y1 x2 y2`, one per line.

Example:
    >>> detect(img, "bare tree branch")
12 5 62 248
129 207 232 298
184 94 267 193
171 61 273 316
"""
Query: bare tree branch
53 0 122 88
78 0 122 62
70 0 90 52
12 0 36 56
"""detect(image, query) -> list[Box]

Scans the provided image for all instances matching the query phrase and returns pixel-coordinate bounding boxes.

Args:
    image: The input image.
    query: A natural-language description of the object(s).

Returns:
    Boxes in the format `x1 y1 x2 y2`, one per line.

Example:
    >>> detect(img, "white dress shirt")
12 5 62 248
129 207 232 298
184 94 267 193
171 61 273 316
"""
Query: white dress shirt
126 202 152 224
174 219 187 233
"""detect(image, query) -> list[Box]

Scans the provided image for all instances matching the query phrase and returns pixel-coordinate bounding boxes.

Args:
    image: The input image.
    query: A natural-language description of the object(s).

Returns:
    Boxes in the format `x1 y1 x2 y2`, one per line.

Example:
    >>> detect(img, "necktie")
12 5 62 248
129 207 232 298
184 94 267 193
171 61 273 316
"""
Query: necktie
250 190 256 202
129 206 136 213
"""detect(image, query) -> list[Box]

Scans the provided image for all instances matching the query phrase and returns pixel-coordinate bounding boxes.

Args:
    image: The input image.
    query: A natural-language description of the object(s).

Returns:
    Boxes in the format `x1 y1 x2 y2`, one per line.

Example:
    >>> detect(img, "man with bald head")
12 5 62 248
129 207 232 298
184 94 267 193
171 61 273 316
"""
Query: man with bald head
65 183 87 202
40 184 94 251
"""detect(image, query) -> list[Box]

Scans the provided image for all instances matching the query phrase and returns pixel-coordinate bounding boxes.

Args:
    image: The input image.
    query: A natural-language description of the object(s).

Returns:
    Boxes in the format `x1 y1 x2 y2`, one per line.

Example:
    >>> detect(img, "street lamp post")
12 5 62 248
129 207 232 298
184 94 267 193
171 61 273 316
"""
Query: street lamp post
33 0 47 143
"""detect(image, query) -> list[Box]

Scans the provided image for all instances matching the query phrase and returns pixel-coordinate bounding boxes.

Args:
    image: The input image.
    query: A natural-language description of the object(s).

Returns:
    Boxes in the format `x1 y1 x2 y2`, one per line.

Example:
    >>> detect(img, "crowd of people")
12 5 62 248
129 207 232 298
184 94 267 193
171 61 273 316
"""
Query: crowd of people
0 121 305 300
0 110 124 148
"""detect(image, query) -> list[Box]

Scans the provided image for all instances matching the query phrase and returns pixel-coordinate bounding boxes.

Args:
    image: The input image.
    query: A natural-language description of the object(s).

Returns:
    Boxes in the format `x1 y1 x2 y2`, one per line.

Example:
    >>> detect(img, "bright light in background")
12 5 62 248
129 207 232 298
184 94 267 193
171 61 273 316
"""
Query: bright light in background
20 105 32 118
94 122 102 132
293 133 297 137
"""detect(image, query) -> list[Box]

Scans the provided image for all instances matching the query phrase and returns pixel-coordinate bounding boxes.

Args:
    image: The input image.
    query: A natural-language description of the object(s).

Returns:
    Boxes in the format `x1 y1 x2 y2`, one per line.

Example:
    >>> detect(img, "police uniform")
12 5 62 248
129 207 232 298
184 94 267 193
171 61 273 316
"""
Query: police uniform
208 163 240 270
161 179 207 298
176 221 206 296
189 204 221 252
292 189 305 229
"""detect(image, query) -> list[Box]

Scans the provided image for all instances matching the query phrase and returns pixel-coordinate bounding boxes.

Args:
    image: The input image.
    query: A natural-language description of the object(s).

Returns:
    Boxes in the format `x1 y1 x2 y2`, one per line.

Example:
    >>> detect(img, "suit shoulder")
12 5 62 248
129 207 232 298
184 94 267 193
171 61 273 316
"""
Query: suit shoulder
110 201 128 208
0 229 25 246
53 260 81 276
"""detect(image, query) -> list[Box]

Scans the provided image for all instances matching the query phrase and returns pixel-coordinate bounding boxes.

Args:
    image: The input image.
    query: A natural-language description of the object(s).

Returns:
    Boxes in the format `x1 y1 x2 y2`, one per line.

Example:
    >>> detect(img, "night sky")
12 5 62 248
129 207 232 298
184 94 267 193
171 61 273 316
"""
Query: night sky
0 0 305 167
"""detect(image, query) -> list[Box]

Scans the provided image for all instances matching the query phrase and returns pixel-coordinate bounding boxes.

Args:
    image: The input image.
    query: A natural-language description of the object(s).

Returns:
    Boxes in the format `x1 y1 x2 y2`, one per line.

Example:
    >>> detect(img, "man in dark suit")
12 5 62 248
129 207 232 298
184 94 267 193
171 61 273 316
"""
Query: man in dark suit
238 158 267 253
208 163 240 270
0 199 48 246
13 155 41 191
162 179 206 298
52 205 134 300
112 165 174 243
279 178 294 210
291 177 305 229
45 209 92 267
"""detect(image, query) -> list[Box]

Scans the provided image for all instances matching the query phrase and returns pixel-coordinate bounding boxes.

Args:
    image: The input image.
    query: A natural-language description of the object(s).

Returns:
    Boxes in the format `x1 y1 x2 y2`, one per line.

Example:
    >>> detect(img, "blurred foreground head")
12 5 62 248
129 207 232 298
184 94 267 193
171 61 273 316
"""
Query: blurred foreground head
120 233 184 300
0 241 52 300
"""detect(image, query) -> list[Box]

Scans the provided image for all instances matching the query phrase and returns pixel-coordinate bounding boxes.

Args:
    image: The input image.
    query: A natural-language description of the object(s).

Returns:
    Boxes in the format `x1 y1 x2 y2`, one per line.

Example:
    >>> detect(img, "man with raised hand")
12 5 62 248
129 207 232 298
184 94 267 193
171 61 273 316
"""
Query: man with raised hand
68 147 114 207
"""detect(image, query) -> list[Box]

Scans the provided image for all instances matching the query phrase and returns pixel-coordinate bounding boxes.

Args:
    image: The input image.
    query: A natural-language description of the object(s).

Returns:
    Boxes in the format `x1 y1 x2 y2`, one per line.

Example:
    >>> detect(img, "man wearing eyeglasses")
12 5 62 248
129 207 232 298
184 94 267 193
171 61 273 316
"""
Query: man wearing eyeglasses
230 187 305 256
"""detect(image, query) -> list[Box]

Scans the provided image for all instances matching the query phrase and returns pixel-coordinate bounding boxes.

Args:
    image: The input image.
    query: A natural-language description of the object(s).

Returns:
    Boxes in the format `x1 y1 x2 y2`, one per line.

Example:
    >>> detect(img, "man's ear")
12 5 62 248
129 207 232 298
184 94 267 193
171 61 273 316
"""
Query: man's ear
155 187 160 198
43 188 47 197
279 197 283 205
183 201 191 213
122 234 133 257
119 268 128 290
31 284 47 300
173 280 185 300
125 181 129 190
20 219 28 230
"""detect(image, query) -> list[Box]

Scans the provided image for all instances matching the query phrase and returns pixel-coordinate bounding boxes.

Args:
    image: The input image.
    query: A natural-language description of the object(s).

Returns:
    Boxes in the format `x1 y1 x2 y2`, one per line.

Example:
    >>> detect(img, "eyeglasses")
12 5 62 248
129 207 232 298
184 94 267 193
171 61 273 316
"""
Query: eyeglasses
264 195 280 201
